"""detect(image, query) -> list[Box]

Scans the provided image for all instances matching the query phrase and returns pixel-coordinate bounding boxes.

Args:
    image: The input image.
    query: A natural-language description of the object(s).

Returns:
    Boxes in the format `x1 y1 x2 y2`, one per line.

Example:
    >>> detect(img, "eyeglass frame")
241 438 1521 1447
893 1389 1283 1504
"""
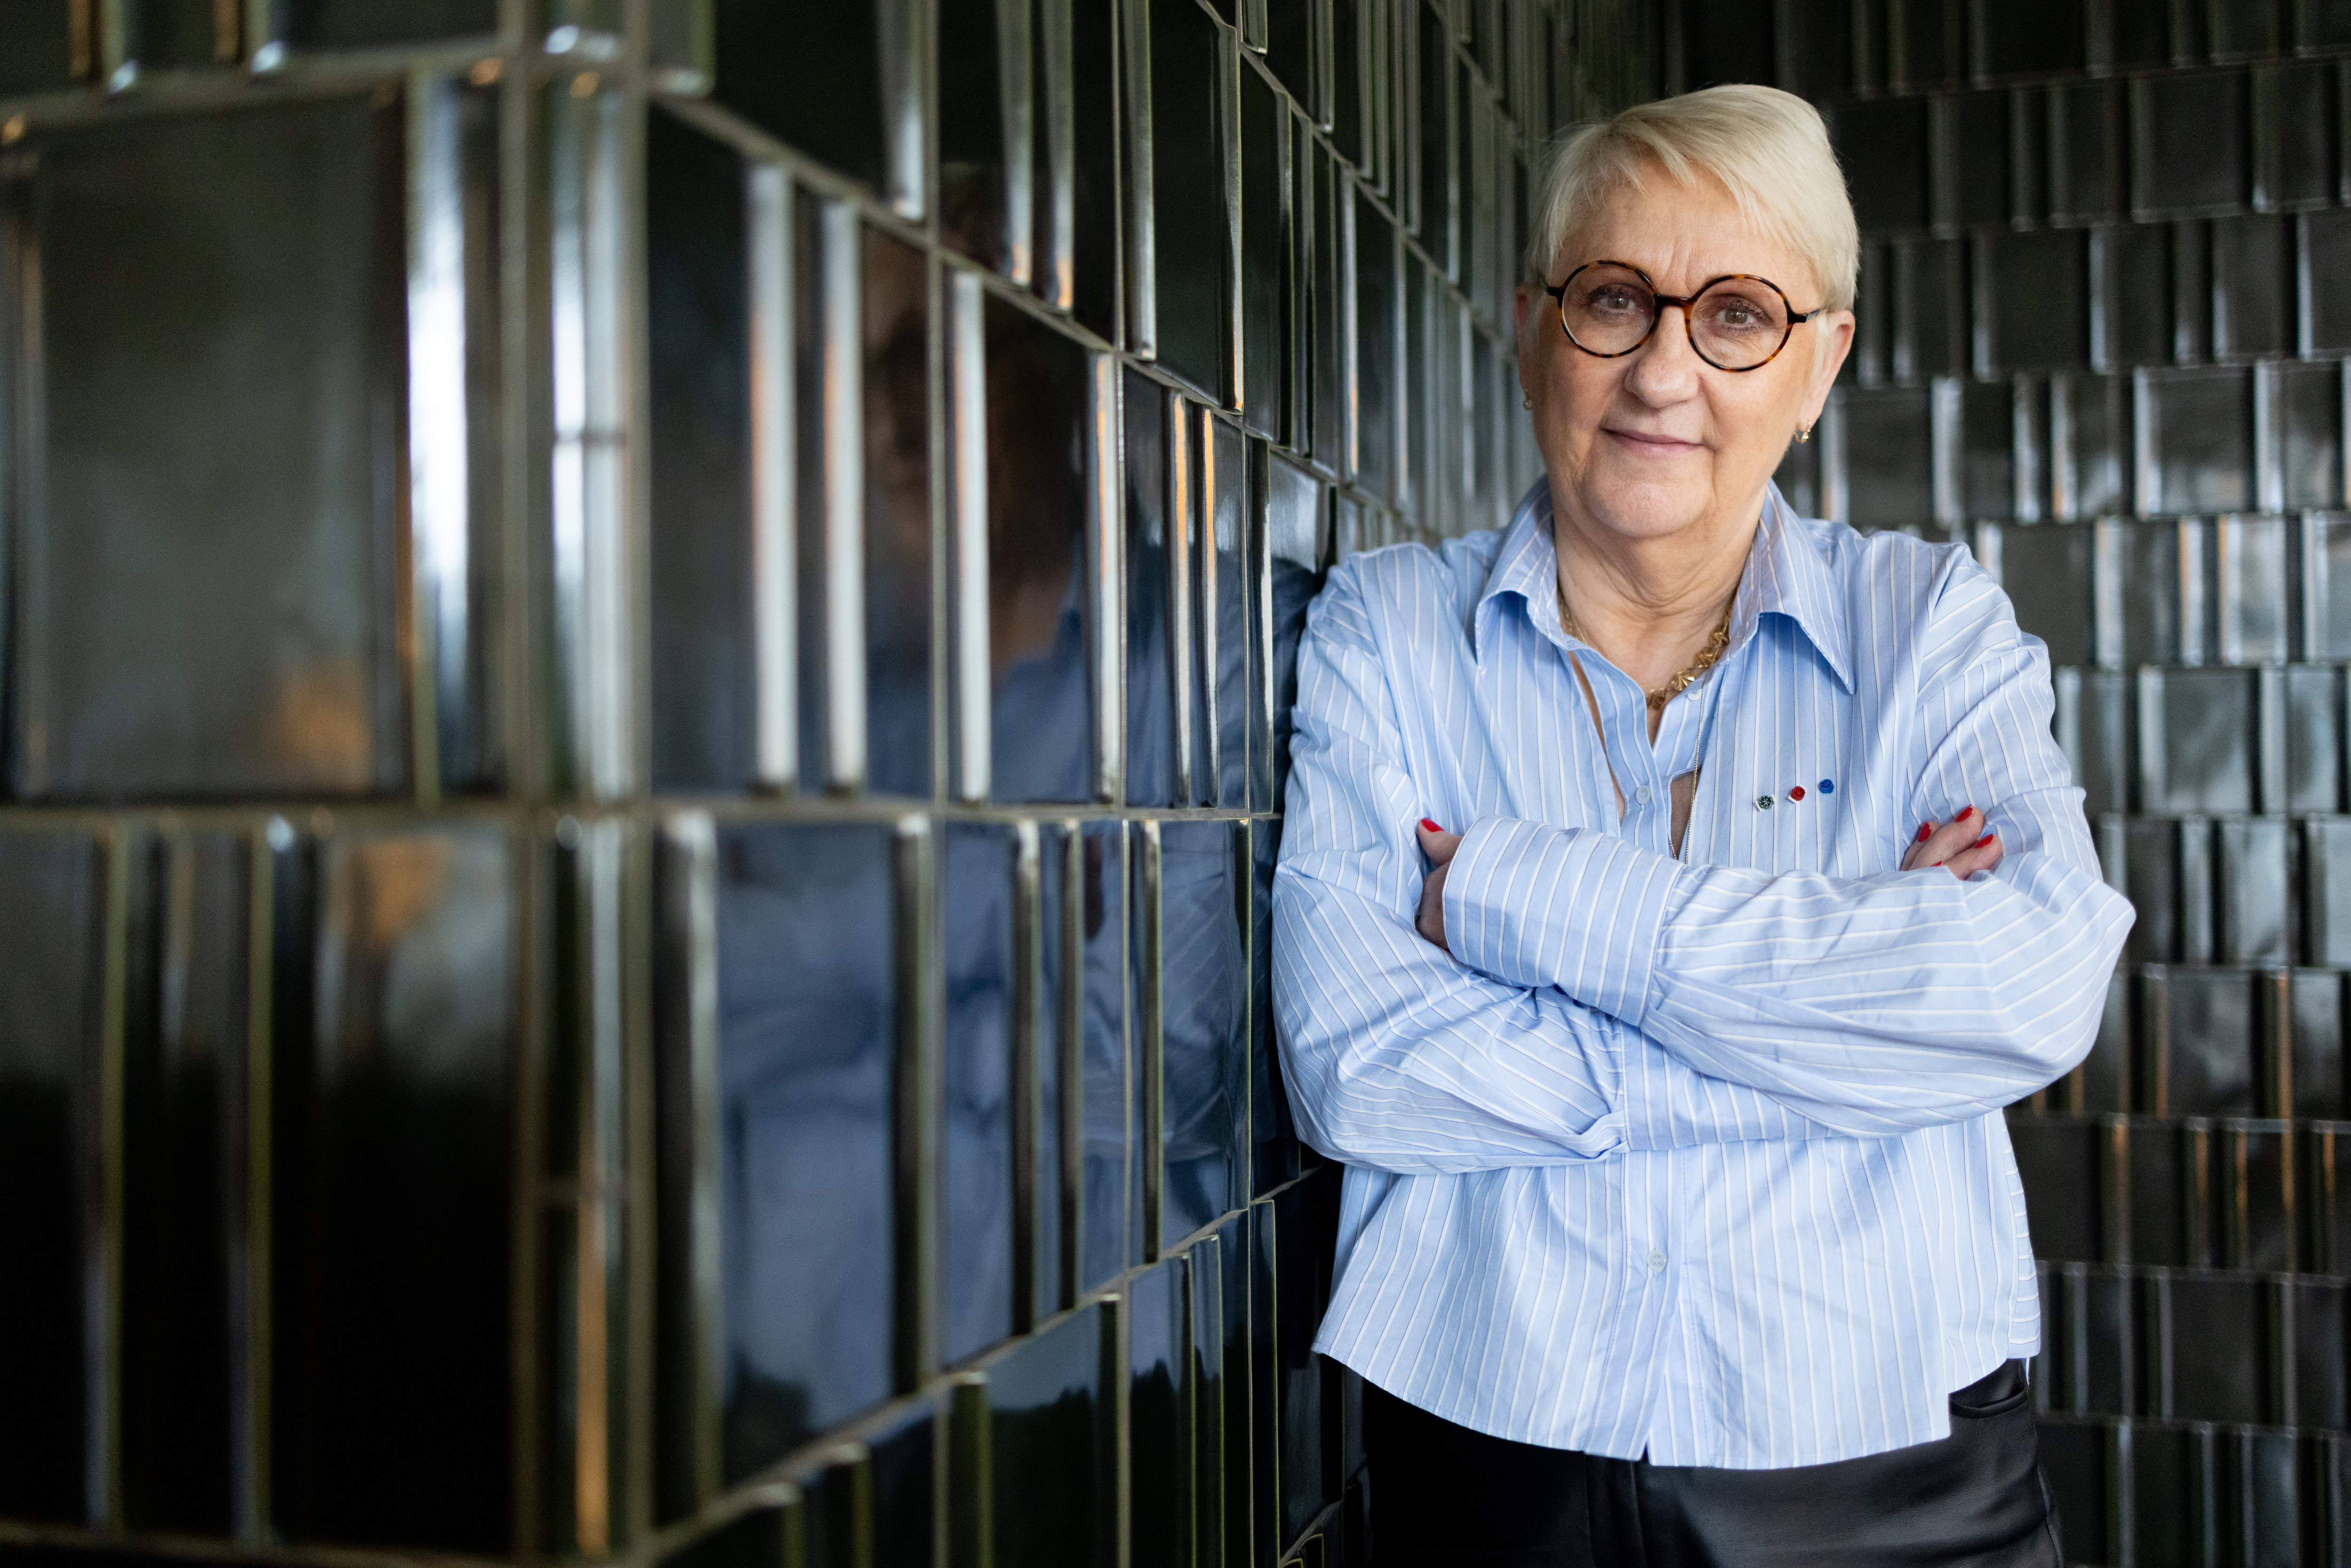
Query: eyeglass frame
1542 260 1826 373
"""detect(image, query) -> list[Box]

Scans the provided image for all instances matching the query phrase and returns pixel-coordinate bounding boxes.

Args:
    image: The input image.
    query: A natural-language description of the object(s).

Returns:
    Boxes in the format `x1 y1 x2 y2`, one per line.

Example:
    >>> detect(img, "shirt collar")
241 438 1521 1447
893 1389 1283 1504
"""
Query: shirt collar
1475 478 1854 693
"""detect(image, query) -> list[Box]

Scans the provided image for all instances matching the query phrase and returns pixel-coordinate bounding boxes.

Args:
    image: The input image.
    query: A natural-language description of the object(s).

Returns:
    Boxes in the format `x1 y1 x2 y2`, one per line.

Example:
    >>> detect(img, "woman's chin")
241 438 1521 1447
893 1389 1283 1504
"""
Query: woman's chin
1569 476 1713 544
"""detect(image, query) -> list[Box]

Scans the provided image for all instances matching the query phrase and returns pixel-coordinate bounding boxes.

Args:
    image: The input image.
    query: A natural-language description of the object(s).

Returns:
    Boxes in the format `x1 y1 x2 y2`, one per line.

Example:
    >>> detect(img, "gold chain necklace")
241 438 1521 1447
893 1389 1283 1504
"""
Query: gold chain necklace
1556 583 1735 714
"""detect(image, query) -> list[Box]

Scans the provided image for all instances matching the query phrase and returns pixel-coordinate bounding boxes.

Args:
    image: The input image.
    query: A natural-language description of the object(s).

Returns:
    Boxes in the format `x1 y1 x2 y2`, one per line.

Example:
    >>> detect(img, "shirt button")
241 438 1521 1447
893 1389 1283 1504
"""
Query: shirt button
1647 1250 1668 1272
1634 785 1653 805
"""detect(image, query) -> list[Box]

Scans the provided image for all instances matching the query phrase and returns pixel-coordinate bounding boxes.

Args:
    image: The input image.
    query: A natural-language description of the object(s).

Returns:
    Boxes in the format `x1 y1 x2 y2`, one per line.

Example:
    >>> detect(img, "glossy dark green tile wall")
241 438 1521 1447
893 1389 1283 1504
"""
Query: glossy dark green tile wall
0 1 1639 1565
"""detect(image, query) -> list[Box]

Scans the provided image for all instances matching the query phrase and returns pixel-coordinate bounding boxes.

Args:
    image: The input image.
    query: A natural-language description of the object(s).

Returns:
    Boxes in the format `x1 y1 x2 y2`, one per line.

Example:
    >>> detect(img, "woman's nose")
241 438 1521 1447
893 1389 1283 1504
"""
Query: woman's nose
1622 302 1704 401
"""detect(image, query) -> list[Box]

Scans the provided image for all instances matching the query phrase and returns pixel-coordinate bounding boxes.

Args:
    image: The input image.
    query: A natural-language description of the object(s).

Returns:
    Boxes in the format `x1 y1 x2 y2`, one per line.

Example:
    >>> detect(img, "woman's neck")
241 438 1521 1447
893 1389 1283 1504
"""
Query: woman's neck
1550 493 1757 705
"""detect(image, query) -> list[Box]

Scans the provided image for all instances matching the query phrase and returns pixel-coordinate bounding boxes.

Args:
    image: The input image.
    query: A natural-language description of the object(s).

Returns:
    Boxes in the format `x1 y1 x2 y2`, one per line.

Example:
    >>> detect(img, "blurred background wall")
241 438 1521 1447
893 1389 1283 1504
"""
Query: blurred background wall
0 2 1648 1567
0 2 2345 1566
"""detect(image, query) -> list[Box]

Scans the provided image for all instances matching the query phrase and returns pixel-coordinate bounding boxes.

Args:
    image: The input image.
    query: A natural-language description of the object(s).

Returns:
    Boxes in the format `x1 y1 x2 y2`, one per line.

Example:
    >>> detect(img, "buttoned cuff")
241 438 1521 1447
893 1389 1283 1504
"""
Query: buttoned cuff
1443 816 1680 1024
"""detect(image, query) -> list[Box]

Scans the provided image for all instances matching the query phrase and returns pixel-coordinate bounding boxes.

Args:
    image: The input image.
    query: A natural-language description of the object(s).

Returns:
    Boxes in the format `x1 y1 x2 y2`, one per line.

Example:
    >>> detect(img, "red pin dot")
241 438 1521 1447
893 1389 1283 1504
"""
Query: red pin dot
1788 785 1806 802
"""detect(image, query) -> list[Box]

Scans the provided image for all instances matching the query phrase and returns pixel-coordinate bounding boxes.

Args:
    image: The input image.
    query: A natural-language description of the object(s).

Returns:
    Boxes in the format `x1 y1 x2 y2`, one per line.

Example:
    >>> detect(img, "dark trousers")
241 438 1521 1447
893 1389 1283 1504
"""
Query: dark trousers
1365 1361 2063 1567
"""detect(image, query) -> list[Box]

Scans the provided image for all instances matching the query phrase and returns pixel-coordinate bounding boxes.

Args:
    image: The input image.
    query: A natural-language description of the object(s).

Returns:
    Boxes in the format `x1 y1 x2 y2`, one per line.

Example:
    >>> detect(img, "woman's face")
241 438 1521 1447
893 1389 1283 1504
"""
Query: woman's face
1516 171 1854 548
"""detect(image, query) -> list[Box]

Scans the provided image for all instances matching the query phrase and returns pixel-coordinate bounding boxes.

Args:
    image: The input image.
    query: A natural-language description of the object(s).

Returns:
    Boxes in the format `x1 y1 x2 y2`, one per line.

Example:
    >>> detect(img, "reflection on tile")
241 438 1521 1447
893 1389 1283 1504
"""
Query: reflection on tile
0 830 104 1523
1189 1234 1225 1559
1830 99 1930 231
944 824 1017 1366
2223 1124 2294 1272
2051 373 2127 519
1250 819 1298 1196
1126 372 1178 807
1977 231 2089 375
985 1300 1108 1568
715 1 885 194
1071 0 1120 341
935 0 1010 272
1128 1256 1190 1568
649 108 757 792
2217 819 2288 966
2158 969 2256 1118
2149 669 2257 816
2164 1274 2268 1424
2139 368 2253 516
1206 418 1254 809
2259 62 2337 209
2309 820 2351 968
16 96 410 799
2132 70 2250 218
1265 453 1328 808
1080 821 1131 1291
276 827 513 1550
1239 59 1288 441
715 821 897 1475
2273 361 2342 512
1148 0 1228 398
2120 819 2177 965
1159 821 1246 1246
2294 970 2344 1118
864 226 935 798
2217 514 2287 665
985 297 1094 804
1356 188 1398 504
1838 387 1933 528
122 831 250 1534
1035 828 1072 1313
2296 1282 2348 1429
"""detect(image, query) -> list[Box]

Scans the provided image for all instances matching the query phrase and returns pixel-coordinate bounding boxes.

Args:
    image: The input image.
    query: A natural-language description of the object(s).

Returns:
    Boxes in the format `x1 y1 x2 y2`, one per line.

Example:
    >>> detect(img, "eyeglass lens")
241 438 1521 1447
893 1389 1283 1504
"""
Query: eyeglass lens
1558 263 1793 370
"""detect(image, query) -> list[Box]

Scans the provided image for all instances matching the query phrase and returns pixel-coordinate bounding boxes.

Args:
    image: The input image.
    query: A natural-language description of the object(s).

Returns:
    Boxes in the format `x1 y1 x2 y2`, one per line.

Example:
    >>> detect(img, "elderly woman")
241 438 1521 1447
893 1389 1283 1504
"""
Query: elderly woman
1271 85 2131 1566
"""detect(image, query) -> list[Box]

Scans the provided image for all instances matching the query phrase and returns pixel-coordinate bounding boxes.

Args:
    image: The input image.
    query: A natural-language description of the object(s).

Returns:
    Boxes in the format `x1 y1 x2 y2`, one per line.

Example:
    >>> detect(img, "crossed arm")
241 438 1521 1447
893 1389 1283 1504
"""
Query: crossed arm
1269 558 2135 1178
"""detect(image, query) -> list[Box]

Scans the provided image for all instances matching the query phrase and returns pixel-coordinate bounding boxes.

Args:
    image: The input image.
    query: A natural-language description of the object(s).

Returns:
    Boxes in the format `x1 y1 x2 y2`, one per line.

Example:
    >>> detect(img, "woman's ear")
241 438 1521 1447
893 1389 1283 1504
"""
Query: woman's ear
1800 308 1856 429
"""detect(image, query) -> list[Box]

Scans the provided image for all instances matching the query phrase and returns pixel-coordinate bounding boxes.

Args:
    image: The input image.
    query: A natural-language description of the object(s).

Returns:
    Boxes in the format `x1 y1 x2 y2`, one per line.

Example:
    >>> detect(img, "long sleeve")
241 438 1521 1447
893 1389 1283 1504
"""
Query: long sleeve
1274 557 1853 1174
1443 553 2135 1139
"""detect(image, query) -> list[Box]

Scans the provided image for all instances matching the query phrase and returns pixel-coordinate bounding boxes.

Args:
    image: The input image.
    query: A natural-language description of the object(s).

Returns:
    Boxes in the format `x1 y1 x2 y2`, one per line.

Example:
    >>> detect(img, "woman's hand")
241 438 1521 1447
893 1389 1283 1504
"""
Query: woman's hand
1416 819 1462 952
1903 806 2003 879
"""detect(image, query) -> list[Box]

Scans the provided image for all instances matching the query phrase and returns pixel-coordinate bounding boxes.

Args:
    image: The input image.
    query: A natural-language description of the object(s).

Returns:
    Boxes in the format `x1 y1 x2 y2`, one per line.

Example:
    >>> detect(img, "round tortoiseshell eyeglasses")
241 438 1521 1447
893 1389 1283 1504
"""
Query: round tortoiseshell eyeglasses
1544 260 1825 372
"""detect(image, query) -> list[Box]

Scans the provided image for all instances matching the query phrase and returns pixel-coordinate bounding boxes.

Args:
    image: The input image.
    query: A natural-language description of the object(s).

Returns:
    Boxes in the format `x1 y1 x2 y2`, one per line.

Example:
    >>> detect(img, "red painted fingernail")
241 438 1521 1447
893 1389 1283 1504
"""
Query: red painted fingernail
1916 823 1933 843
1973 833 1995 849
1932 859 1946 867
1961 805 1977 819
1420 818 1443 833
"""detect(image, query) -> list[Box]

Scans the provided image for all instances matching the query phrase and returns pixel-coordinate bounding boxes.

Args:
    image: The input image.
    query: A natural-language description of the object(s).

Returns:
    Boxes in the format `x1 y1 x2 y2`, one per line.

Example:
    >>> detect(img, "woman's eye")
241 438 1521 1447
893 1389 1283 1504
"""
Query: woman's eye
1587 288 1643 315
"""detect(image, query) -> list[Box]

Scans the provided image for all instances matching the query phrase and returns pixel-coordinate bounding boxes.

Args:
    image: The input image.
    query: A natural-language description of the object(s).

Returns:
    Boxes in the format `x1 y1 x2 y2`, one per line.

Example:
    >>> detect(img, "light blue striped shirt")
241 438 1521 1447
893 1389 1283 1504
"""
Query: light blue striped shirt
1271 480 2134 1468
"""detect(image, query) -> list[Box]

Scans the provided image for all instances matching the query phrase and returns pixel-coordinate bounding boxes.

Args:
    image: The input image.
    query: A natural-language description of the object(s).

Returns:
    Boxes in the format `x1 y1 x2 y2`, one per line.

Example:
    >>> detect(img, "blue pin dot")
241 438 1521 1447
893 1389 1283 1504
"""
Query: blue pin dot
1818 779 1835 795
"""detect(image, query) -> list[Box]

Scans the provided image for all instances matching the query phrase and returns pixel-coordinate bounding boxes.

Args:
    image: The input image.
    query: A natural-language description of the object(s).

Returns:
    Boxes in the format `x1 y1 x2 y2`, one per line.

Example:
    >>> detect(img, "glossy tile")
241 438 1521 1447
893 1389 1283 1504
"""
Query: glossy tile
1158 820 1247 1247
985 296 1096 804
1238 58 1289 440
944 823 1018 1366
863 226 936 798
649 109 760 793
2010 1118 2103 1263
2162 1274 2269 1424
0 830 105 1524
1147 0 1230 399
1976 230 2089 376
1126 371 1178 809
714 1 886 194
1832 98 1931 233
1070 0 1120 340
2138 367 2254 516
11 96 414 799
121 831 251 1534
983 1300 1111 1568
1080 821 1132 1291
1206 416 1254 810
714 821 899 1474
1838 387 1934 529
1128 1256 1191 1568
2132 69 2251 219
274 826 513 1550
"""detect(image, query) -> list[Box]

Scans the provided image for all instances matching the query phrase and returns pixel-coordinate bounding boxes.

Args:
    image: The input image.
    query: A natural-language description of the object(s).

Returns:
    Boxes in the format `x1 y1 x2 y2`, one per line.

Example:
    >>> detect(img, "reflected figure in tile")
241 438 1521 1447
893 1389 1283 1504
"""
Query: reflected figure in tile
1272 85 2135 1567
1157 822 1246 1245
978 288 1094 805
863 229 935 798
716 823 897 1475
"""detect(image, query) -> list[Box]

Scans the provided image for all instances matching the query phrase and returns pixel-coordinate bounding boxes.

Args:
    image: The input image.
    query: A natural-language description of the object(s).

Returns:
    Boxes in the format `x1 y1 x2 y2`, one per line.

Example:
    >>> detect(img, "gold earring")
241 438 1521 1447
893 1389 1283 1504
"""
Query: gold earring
1522 396 1534 410
1797 425 1812 443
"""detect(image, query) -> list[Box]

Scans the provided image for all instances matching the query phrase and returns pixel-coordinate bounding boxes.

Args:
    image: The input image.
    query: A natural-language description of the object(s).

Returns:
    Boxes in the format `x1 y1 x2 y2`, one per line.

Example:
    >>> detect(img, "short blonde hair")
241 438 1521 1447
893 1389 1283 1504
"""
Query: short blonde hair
1523 84 1859 314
